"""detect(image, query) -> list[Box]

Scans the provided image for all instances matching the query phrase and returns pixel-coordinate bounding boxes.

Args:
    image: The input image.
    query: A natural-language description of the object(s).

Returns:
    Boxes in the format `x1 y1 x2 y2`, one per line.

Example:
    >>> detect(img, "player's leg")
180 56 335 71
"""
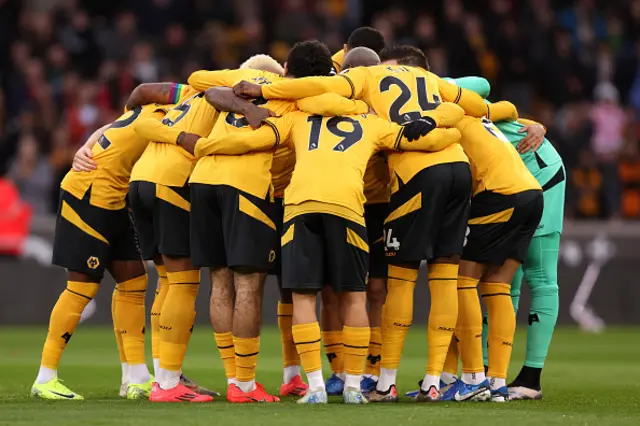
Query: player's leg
150 183 211 402
33 190 107 400
283 214 328 404
482 190 544 402
362 202 388 393
150 258 168 378
210 267 236 389
224 187 279 402
482 266 523 368
330 215 370 405
508 232 560 399
109 259 152 399
418 163 470 401
321 287 346 395
273 198 307 396
111 284 128 397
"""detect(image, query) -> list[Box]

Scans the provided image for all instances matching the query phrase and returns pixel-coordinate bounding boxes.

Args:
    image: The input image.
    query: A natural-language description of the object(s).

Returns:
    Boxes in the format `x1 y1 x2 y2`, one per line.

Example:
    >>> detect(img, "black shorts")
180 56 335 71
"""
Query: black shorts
282 213 368 293
52 188 140 280
128 181 191 260
271 198 285 277
384 162 471 264
190 184 278 271
364 203 388 278
463 189 544 265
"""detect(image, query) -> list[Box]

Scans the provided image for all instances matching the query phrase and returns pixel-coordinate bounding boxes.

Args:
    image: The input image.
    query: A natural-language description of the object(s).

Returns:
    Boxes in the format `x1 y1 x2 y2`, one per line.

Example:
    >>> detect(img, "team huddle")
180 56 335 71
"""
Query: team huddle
30 27 565 404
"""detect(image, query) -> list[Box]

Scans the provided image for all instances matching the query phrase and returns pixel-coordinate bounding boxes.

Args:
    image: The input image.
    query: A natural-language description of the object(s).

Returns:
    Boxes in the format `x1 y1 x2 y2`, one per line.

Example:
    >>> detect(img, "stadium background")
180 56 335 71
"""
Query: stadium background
1 0 639 329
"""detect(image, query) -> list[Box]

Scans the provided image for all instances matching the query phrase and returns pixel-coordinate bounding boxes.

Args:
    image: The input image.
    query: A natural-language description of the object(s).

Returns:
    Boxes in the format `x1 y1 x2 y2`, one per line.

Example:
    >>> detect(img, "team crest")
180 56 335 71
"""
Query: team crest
268 250 276 263
87 256 100 269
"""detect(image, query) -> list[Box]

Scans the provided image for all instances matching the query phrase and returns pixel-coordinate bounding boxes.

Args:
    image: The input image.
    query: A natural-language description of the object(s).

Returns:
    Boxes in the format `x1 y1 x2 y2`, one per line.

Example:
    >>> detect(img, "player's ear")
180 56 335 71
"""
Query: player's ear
283 62 288 77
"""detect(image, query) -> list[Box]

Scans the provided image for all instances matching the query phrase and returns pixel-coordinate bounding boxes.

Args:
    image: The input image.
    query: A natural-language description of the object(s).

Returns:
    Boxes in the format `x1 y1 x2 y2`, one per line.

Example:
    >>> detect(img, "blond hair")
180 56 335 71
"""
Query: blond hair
240 54 284 75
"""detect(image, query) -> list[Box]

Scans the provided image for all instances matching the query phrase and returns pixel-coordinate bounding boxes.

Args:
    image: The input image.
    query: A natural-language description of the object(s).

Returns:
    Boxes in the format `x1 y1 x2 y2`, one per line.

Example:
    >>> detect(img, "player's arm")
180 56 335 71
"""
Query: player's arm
234 70 364 101
487 100 519 122
422 102 465 128
205 87 274 129
187 69 248 92
125 83 185 111
518 118 545 130
193 115 292 158
133 114 182 145
72 123 110 172
377 119 461 152
436 76 497 118
296 93 369 116
445 76 491 99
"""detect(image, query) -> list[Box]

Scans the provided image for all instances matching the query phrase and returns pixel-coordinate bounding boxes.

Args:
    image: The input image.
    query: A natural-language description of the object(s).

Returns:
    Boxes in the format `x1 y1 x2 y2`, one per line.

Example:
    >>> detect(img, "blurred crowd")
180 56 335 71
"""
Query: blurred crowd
1 0 639 219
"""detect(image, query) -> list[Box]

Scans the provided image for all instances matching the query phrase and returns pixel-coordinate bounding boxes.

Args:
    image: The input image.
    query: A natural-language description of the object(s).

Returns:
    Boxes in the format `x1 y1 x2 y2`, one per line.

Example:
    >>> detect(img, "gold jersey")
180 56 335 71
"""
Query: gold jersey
61 104 168 210
261 65 493 193
458 116 541 196
332 49 345 73
194 109 461 226
130 85 217 187
188 69 296 199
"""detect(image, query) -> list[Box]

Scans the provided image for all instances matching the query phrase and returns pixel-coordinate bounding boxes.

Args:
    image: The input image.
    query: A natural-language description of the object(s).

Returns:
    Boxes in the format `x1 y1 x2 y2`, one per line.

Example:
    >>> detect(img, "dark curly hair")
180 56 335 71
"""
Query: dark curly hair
379 44 430 70
286 40 333 78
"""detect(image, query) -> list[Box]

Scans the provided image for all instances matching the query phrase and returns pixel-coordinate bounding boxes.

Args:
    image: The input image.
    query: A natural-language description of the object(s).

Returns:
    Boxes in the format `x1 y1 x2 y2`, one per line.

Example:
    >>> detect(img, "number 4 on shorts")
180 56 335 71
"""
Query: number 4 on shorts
384 229 400 251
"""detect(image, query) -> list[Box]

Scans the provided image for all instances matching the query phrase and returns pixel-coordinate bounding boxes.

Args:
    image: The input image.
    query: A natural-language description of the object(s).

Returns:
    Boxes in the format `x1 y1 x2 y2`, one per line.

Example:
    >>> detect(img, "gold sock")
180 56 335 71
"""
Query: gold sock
381 265 417 370
293 322 322 374
111 288 126 365
322 330 344 374
114 274 148 366
365 327 382 376
41 281 99 369
159 270 199 372
443 335 460 376
214 331 236 379
343 326 370 378
456 276 484 374
151 265 168 361
233 336 260 382
278 302 300 368
481 282 515 379
426 263 459 376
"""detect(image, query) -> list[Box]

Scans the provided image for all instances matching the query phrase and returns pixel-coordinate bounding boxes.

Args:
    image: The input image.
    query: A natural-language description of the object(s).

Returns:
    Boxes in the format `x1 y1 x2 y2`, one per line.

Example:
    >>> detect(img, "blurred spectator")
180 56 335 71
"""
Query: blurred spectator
0 0 637 219
7 133 53 215
618 142 640 218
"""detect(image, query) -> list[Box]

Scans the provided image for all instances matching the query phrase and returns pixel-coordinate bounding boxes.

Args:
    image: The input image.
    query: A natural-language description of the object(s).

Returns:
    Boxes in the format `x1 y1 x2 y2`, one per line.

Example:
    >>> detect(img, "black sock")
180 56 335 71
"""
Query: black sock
508 365 542 391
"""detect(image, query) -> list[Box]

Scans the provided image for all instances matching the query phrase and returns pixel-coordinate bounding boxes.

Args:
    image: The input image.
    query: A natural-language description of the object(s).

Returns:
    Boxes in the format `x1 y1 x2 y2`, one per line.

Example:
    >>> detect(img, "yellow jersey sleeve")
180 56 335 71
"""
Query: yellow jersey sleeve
517 117 545 131
422 102 465 128
488 101 519 122
436 76 490 118
133 115 183 144
332 49 345 73
194 115 293 157
375 117 462 152
296 93 369 117
262 75 354 100
188 69 249 92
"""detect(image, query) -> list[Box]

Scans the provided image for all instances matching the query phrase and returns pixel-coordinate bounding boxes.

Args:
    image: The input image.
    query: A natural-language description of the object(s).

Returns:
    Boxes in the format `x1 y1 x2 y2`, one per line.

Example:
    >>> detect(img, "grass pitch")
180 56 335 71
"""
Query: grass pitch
0 326 639 425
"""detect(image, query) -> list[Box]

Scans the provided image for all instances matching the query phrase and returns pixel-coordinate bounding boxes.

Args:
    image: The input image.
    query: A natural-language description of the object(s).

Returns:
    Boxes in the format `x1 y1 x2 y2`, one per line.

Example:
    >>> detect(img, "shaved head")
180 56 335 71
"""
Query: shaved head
342 46 380 70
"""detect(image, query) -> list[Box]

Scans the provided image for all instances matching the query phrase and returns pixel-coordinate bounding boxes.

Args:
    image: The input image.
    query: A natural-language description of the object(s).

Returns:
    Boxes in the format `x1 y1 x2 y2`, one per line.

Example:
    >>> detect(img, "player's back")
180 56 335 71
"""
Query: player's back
342 65 468 191
458 117 541 195
284 111 393 223
131 86 217 187
190 69 296 200
61 104 167 210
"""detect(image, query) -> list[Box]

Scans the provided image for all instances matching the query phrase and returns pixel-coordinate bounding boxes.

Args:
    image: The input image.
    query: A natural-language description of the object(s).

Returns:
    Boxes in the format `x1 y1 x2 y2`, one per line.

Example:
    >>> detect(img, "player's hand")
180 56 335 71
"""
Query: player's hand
233 81 263 99
245 106 276 129
517 123 546 153
72 145 97 172
402 117 436 142
177 132 200 156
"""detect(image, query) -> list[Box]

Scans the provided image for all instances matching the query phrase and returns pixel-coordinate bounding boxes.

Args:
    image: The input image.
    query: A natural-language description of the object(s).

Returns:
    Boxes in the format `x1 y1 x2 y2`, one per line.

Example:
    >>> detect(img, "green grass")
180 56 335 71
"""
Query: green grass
1 326 639 425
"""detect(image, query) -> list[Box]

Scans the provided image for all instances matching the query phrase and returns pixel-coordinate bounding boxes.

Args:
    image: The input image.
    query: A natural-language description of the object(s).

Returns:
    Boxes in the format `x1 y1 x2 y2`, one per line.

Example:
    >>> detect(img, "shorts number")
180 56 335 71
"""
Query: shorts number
384 228 400 251
225 97 269 128
162 92 204 127
379 75 440 124
306 115 363 152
